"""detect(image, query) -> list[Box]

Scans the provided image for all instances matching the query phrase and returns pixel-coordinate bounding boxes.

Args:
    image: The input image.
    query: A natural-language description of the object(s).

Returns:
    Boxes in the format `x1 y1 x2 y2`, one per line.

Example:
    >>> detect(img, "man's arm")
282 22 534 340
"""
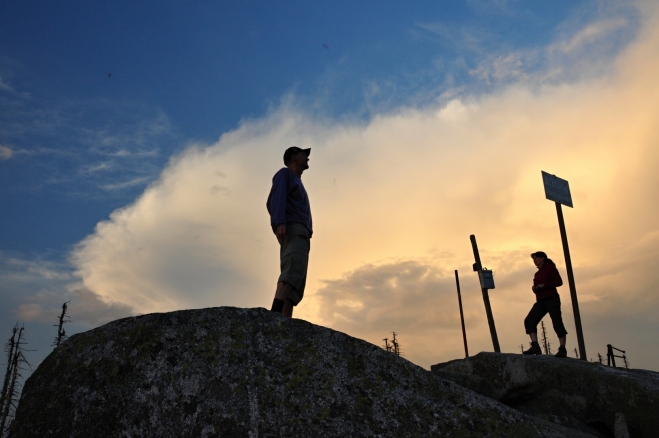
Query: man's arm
267 170 288 235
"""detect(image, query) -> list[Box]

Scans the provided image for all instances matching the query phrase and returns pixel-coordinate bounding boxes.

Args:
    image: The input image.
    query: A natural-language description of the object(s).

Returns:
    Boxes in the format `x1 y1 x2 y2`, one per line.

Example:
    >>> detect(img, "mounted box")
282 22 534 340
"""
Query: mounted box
478 269 495 289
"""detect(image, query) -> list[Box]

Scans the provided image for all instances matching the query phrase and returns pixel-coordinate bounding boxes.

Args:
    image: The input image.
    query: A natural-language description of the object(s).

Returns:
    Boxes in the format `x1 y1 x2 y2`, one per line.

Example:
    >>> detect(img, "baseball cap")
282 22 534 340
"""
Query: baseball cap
530 251 548 259
283 146 311 165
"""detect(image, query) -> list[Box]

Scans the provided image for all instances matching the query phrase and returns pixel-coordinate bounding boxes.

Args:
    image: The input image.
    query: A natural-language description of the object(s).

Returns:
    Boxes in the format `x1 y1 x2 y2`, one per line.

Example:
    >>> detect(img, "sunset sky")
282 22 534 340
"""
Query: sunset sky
2 0 658 373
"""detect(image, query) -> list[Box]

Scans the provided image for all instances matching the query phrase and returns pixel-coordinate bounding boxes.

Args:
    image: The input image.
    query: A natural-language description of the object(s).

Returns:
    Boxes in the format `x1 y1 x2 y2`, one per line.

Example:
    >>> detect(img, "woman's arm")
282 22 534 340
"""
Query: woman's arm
542 266 563 288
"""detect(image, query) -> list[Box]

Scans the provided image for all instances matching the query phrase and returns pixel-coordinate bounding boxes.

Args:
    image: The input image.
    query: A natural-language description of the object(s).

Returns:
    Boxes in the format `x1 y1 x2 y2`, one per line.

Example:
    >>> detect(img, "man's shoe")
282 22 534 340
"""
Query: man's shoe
555 346 567 358
523 342 542 355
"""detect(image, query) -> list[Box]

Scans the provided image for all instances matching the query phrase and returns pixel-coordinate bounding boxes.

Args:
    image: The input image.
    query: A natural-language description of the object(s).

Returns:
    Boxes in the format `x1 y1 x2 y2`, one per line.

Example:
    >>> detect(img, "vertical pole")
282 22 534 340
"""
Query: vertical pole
555 202 587 360
470 235 501 353
454 270 469 358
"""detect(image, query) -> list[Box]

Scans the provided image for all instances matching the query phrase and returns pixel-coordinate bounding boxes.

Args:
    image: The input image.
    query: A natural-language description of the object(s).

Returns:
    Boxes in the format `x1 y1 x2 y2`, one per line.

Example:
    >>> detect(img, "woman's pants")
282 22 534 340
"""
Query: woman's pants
524 296 568 338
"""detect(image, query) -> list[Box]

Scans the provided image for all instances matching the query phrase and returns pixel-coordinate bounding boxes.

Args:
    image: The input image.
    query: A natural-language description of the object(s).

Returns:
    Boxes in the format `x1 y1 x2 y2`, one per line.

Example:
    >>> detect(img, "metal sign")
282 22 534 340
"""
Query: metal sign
540 171 586 360
542 171 573 208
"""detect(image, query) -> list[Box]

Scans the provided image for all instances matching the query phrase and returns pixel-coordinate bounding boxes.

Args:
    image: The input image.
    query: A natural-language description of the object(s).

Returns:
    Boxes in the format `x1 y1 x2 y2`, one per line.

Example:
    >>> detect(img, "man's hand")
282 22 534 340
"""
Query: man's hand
276 225 287 239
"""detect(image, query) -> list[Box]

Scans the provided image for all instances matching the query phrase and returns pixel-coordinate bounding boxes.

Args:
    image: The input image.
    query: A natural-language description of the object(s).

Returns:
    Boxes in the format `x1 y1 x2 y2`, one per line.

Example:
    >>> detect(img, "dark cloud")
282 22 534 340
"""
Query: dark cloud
313 259 494 366
317 260 464 332
16 288 135 327
0 252 136 330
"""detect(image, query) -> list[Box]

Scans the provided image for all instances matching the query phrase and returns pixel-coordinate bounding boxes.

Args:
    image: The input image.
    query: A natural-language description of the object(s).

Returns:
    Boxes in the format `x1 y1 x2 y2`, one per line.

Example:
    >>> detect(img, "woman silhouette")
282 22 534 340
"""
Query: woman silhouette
522 251 568 357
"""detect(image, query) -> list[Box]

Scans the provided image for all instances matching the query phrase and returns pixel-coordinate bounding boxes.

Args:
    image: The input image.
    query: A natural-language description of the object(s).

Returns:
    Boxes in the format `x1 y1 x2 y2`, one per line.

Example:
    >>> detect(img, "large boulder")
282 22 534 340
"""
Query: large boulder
11 307 587 437
432 352 659 438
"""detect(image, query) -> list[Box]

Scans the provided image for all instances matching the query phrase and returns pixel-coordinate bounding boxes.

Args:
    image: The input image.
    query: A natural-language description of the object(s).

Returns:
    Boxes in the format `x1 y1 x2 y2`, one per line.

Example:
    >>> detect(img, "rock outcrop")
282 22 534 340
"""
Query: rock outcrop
432 353 659 438
11 307 587 437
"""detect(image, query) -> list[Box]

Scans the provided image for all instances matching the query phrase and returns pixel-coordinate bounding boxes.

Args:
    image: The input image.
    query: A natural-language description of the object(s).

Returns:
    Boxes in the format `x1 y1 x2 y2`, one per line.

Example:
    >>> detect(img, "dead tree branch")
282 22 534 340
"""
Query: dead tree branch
53 301 72 348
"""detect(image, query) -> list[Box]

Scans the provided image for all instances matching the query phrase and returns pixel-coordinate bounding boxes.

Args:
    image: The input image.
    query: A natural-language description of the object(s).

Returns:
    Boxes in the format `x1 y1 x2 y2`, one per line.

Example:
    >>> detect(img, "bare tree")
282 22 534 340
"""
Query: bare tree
0 325 30 437
53 301 72 348
540 321 551 355
0 325 18 425
382 333 402 357
391 332 402 357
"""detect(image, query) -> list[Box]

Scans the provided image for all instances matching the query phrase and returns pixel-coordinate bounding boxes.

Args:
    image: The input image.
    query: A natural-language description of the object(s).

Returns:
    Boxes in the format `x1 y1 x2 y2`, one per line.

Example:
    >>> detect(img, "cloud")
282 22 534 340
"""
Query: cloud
0 252 136 329
317 259 460 331
469 11 636 86
15 288 135 327
0 96 178 199
314 259 483 364
0 77 13 93
102 176 152 191
69 5 659 370
0 144 11 160
558 18 629 53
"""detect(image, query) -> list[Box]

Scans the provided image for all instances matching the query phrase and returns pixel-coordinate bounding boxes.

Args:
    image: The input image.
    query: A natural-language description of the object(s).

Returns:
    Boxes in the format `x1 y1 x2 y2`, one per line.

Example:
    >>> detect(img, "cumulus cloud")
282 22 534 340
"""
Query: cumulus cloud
70 6 659 370
0 144 11 160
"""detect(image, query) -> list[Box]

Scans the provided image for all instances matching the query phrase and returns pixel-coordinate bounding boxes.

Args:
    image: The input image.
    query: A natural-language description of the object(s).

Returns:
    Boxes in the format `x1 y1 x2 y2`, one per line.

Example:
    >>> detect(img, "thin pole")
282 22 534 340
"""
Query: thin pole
454 270 469 358
555 202 587 360
470 235 500 353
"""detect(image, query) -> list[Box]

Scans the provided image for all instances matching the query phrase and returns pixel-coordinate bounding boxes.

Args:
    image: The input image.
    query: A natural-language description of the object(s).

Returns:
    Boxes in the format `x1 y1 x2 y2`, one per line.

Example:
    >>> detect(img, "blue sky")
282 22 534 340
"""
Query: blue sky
3 0 658 376
1 0 636 251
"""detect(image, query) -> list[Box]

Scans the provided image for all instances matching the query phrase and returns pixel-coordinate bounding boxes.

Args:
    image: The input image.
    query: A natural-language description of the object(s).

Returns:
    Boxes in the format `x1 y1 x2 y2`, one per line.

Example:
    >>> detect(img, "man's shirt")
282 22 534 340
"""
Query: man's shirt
267 167 313 237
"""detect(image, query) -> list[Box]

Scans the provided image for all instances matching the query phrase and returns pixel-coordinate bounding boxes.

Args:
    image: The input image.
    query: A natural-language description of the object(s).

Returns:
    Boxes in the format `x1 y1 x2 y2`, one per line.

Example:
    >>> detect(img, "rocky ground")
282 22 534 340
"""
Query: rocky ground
432 352 659 438
10 307 647 437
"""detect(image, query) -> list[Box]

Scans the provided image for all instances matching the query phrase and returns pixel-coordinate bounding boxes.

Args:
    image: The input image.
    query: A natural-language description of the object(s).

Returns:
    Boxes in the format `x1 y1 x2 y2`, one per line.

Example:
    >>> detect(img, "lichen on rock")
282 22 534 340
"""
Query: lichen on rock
13 307 591 437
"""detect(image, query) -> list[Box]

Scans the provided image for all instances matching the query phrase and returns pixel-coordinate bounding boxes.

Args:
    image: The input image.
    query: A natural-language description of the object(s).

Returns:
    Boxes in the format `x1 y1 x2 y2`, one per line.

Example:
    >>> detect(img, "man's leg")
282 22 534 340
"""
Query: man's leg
273 225 309 317
282 299 294 317
271 281 291 313
272 282 296 317
275 281 291 300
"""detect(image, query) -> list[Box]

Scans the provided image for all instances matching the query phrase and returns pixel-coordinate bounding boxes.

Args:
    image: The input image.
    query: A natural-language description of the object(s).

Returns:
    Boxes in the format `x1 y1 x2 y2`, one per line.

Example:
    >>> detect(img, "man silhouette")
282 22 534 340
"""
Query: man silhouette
266 147 312 317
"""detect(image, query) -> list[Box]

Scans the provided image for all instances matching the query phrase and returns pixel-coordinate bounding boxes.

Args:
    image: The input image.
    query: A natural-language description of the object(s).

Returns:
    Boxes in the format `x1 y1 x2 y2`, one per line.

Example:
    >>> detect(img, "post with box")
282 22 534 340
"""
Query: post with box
470 234 500 353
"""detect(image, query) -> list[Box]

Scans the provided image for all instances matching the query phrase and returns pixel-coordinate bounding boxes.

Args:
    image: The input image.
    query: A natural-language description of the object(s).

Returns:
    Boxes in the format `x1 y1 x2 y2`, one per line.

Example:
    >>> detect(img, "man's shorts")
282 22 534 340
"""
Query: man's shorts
276 222 310 306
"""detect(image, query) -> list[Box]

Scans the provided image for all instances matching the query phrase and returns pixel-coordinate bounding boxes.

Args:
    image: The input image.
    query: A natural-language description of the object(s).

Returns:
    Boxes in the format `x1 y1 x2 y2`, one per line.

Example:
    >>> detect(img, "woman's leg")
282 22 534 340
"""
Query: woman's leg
546 298 568 356
523 302 547 354
524 302 547 338
547 299 568 339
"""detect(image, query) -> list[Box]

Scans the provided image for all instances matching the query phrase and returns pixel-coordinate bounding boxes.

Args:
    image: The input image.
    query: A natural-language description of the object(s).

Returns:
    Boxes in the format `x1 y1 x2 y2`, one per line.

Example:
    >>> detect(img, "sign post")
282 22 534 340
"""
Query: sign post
541 171 587 361
470 235 500 353
454 270 469 358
